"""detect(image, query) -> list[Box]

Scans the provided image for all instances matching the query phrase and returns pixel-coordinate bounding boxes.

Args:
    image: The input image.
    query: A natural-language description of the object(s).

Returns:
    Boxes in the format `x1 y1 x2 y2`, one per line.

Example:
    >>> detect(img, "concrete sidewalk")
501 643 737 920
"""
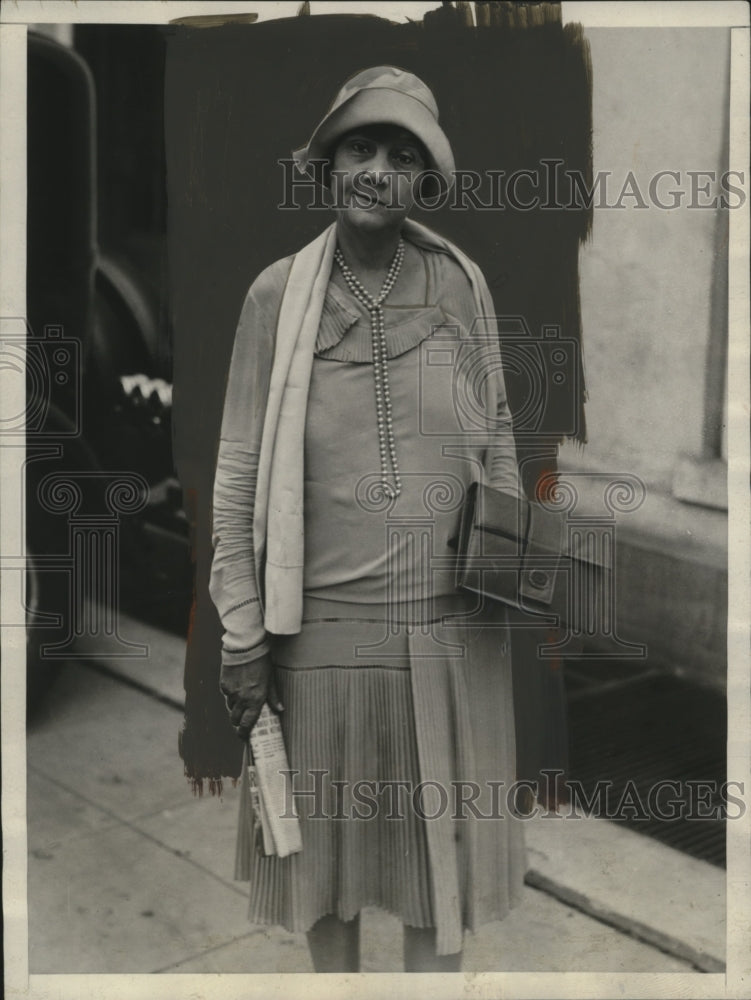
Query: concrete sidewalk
25 616 725 974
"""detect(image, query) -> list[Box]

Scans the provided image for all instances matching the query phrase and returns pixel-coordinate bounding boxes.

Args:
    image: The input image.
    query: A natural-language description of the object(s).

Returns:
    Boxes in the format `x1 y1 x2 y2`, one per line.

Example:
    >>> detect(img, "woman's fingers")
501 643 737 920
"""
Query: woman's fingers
237 705 261 742
219 657 280 737
231 696 264 728
229 699 248 727
231 689 282 740
267 677 285 714
219 678 235 702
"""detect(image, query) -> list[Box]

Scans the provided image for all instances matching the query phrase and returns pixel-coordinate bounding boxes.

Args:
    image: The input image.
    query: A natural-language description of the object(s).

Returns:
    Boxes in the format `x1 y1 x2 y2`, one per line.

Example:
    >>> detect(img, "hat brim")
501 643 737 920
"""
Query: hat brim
294 87 455 189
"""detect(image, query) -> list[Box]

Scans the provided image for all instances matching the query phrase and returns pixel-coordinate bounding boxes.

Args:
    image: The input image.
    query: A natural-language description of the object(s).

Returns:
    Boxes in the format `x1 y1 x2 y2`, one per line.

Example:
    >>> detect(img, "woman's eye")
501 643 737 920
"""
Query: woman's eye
350 140 370 155
393 149 419 167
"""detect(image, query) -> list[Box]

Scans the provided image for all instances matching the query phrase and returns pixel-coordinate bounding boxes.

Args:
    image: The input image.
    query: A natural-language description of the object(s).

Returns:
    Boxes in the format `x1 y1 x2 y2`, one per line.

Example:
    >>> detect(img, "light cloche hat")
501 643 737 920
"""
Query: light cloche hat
293 65 455 189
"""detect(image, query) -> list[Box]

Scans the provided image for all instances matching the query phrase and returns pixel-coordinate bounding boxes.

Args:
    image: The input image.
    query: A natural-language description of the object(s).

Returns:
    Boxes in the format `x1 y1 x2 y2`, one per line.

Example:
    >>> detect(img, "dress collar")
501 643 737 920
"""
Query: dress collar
314 243 447 362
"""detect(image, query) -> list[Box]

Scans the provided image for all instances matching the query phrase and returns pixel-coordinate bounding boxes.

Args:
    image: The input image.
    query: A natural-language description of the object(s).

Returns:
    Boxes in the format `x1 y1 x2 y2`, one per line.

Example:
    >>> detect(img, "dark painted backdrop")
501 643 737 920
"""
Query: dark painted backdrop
164 7 592 789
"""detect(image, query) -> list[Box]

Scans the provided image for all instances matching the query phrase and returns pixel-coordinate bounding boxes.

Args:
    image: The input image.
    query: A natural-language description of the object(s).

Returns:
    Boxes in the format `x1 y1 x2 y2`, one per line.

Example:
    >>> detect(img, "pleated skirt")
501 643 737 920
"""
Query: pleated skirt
238 662 438 931
234 595 527 949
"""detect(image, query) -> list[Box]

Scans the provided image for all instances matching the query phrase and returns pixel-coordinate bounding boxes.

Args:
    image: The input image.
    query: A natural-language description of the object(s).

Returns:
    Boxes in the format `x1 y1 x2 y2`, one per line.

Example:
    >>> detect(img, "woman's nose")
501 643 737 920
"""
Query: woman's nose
365 147 392 184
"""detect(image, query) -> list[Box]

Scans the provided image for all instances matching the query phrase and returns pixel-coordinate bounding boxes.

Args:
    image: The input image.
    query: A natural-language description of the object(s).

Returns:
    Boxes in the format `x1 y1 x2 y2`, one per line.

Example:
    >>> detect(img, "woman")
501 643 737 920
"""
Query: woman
209 65 526 973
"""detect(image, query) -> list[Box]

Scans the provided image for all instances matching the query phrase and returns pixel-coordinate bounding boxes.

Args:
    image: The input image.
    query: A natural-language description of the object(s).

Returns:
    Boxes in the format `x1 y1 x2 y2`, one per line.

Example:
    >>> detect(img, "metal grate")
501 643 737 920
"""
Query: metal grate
564 661 727 868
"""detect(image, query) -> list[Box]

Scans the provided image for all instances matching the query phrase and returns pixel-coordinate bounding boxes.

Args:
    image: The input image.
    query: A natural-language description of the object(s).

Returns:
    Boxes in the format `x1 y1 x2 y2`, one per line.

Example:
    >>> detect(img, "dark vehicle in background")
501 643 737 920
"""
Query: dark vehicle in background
25 28 190 708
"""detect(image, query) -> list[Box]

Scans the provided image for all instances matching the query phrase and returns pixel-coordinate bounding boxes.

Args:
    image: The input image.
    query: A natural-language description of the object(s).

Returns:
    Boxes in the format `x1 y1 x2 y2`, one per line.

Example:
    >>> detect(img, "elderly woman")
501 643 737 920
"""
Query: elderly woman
209 65 525 973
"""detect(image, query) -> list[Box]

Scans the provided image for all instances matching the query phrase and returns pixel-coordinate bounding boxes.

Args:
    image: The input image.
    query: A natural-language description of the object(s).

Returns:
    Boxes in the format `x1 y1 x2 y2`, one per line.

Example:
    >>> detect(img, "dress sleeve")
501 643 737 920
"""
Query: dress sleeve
487 391 523 499
435 251 523 500
208 274 279 667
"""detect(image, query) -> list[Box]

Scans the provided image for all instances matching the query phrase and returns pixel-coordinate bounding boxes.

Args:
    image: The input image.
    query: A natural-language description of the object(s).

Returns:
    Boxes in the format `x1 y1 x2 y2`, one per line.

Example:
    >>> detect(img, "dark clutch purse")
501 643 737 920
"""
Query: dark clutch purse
455 482 607 630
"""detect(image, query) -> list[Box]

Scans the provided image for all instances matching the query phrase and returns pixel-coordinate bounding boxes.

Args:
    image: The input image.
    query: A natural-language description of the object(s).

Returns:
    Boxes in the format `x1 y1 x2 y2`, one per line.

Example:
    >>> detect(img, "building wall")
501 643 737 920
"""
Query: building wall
559 26 730 494
557 27 731 684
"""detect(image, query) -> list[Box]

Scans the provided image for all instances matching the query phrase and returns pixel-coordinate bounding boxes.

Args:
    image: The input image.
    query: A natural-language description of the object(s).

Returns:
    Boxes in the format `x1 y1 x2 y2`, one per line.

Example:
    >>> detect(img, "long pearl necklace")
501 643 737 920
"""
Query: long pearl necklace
334 238 405 499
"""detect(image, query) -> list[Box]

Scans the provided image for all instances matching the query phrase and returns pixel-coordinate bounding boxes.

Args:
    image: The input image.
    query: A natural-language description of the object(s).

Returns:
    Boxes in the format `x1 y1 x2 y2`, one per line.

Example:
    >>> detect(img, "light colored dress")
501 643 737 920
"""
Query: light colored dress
222 237 526 955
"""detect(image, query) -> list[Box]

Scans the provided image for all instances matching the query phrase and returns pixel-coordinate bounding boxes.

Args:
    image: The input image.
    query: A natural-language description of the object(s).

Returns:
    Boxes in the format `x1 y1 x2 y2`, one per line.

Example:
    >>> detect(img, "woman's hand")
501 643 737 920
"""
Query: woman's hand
219 654 284 742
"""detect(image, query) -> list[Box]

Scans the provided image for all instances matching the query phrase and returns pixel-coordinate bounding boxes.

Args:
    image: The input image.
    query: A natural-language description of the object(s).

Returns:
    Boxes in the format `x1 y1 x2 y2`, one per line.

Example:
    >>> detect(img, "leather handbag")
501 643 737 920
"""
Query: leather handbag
455 482 607 631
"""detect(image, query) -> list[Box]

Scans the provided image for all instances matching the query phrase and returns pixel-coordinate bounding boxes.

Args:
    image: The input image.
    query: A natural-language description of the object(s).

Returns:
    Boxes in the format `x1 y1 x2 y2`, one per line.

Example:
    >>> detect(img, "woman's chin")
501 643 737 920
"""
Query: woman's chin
342 208 406 233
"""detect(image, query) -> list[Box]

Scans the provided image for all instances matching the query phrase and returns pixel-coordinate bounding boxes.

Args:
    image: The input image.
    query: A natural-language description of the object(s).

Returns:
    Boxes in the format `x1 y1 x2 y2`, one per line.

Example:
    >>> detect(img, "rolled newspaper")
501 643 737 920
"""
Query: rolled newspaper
248 704 303 857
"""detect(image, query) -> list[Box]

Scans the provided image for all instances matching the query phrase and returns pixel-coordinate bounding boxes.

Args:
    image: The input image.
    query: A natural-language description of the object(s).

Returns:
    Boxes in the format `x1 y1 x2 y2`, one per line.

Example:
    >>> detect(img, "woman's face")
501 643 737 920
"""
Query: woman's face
330 124 427 232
